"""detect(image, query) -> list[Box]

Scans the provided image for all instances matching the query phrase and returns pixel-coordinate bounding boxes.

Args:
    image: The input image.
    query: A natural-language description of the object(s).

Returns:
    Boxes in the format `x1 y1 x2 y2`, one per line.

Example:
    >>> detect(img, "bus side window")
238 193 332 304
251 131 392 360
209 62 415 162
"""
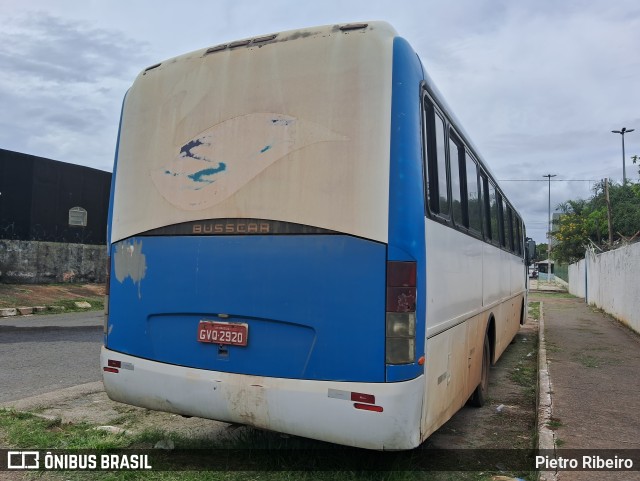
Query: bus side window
481 174 491 241
449 133 464 226
434 112 449 217
488 182 500 246
466 155 482 234
506 204 514 252
423 97 449 218
519 217 524 255
498 194 506 248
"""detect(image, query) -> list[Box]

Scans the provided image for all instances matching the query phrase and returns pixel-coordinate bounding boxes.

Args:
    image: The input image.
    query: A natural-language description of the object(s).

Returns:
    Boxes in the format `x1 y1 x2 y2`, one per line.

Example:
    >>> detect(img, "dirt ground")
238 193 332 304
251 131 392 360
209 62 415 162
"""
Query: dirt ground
0 283 105 308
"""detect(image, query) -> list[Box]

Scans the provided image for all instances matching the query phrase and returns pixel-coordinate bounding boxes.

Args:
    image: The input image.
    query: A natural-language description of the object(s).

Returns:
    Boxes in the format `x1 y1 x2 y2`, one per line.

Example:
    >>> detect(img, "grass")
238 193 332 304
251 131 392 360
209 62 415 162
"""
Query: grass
545 341 561 353
510 364 537 404
574 352 622 369
0 410 132 450
0 409 533 481
509 334 538 404
576 354 601 368
0 283 105 313
546 418 563 430
0 292 22 308
528 301 540 321
530 292 575 299
40 297 104 313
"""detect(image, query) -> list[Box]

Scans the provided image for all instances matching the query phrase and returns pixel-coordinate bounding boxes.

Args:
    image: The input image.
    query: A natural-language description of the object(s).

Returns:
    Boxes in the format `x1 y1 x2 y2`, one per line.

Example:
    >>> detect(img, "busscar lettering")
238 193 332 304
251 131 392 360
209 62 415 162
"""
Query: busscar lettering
191 221 270 234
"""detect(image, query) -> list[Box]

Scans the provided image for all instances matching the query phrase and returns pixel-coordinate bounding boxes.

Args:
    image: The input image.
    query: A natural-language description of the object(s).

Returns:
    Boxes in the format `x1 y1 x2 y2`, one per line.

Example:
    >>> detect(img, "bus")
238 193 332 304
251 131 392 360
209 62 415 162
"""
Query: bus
101 21 529 450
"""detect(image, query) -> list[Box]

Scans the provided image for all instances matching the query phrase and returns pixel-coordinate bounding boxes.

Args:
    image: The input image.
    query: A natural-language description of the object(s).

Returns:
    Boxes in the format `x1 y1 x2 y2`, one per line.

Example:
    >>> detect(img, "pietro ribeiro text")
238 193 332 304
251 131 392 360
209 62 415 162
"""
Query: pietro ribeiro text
536 455 634 470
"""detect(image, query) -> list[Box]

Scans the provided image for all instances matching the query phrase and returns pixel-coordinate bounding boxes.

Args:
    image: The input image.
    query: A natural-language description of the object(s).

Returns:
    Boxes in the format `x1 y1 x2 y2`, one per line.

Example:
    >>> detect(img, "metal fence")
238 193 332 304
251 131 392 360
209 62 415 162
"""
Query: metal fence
554 263 569 282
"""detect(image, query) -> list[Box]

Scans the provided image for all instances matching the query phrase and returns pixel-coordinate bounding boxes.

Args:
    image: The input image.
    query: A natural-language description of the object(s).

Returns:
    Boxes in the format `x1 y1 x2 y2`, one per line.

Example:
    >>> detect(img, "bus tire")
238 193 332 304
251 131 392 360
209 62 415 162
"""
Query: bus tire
469 334 490 407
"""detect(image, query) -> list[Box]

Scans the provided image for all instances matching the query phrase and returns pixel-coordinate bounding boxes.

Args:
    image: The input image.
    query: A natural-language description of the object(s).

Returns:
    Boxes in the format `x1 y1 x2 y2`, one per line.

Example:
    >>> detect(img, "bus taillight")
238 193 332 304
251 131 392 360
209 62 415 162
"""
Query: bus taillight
385 261 416 364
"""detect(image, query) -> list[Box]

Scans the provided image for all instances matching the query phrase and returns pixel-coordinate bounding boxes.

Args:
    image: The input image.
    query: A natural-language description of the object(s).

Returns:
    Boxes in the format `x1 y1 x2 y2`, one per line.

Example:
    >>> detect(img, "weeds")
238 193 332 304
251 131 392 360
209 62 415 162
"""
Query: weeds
509 333 538 405
41 298 104 313
530 292 575 299
545 341 561 353
546 418 563 430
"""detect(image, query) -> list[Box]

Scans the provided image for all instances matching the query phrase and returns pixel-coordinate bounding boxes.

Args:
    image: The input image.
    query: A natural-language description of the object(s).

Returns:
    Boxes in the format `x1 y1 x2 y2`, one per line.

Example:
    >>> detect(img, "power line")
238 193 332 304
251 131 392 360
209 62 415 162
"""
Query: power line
498 179 598 182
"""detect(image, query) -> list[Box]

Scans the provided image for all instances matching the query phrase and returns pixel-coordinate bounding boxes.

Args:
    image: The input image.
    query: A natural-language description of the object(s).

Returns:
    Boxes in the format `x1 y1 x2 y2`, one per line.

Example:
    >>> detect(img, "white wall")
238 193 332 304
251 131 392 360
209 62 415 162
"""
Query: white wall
568 259 585 298
568 243 640 334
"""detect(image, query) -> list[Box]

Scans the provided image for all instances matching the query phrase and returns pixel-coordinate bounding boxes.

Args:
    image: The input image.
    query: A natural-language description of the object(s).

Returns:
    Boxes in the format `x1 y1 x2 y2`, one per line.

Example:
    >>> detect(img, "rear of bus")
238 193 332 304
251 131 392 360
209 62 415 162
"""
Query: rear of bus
101 22 428 450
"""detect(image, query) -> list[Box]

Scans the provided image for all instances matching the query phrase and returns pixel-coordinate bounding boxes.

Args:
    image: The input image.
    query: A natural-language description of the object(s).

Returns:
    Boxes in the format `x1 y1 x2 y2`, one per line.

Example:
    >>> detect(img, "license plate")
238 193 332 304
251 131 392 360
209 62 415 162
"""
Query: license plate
197 321 248 346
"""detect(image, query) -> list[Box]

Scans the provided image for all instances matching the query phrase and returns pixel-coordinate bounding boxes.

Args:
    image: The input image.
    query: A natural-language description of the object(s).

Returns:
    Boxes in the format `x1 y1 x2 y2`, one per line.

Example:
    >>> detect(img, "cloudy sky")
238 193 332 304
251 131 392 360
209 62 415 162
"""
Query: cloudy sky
1 0 639 243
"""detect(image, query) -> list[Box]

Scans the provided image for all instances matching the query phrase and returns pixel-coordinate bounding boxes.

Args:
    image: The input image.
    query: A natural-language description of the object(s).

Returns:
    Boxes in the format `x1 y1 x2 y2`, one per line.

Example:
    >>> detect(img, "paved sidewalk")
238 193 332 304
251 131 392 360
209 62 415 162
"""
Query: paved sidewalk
535 294 640 480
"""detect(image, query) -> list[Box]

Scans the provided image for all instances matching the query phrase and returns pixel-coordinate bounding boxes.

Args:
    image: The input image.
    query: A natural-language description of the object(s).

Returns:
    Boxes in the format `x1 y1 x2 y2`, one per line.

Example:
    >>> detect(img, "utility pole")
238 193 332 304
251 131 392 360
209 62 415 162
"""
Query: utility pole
612 127 635 185
543 174 556 282
605 178 613 245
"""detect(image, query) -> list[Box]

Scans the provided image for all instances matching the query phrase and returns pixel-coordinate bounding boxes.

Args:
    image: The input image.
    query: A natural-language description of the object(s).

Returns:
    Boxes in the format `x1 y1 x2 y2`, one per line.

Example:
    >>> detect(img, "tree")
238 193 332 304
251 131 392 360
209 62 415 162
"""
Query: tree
533 243 548 263
552 201 589 263
550 180 640 263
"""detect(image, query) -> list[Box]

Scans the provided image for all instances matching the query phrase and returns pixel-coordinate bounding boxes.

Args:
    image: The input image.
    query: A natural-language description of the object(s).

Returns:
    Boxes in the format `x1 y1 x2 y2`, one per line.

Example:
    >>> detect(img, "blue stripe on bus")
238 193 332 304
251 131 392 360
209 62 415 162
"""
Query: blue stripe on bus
107 91 128 248
386 36 427 382
107 235 387 382
105 92 128 346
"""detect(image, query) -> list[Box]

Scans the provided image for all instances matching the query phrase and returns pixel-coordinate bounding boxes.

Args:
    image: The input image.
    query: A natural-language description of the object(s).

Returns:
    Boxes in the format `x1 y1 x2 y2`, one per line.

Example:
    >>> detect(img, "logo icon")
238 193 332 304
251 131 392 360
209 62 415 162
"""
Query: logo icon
7 451 40 470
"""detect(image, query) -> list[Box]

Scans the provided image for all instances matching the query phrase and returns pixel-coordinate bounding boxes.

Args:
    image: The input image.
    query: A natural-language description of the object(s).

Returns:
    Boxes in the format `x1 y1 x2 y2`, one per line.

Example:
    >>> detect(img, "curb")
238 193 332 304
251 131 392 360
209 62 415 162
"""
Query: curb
0 304 89 318
537 301 558 481
0 381 104 411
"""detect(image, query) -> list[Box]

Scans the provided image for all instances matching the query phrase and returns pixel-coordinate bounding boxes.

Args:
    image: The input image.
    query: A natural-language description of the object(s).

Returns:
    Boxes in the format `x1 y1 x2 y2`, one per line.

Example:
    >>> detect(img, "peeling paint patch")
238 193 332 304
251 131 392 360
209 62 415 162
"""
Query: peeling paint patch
180 138 208 159
113 239 147 298
270 118 292 126
187 163 227 183
151 112 348 211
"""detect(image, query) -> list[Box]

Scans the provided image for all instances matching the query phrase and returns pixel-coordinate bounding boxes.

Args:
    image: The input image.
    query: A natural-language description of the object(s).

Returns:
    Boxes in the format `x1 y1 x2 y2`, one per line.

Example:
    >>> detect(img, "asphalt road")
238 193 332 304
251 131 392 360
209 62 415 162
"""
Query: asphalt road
0 311 103 402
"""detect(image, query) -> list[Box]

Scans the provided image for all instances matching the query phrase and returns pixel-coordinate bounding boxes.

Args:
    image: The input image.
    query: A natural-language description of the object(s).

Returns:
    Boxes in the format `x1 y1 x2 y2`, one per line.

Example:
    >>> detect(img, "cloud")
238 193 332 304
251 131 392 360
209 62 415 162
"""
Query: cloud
411 2 640 242
0 12 148 170
0 13 147 83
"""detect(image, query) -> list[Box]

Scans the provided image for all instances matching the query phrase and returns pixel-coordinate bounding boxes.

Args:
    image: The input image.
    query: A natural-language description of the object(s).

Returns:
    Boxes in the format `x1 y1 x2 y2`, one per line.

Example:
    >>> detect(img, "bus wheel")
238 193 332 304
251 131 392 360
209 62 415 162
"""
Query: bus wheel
470 334 490 407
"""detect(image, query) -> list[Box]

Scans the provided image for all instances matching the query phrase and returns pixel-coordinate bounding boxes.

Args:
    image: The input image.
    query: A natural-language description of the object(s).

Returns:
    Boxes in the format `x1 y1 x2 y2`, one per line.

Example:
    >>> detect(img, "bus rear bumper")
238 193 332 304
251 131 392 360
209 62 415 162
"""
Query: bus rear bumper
101 347 424 450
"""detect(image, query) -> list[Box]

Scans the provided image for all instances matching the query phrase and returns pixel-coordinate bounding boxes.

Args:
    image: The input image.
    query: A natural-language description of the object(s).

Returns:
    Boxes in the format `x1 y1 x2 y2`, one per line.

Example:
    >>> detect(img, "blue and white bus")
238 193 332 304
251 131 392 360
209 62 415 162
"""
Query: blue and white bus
102 22 528 450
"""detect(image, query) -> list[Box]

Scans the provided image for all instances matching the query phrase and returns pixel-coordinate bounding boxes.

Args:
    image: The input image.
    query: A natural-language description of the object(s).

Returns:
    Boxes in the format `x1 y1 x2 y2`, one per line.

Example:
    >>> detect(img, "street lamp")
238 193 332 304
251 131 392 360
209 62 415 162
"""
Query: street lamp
543 174 556 282
611 127 635 185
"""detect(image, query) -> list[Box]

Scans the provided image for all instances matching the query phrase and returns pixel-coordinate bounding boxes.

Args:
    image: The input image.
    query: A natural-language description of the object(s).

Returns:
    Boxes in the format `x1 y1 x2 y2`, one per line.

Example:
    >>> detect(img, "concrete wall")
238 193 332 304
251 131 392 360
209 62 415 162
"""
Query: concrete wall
568 259 586 298
0 239 107 284
569 243 640 334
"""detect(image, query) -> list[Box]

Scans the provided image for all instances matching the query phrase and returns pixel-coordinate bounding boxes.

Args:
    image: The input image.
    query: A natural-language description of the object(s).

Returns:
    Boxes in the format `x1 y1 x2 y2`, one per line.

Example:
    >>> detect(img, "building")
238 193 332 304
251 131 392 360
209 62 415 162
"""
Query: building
0 149 111 283
0 148 110 244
